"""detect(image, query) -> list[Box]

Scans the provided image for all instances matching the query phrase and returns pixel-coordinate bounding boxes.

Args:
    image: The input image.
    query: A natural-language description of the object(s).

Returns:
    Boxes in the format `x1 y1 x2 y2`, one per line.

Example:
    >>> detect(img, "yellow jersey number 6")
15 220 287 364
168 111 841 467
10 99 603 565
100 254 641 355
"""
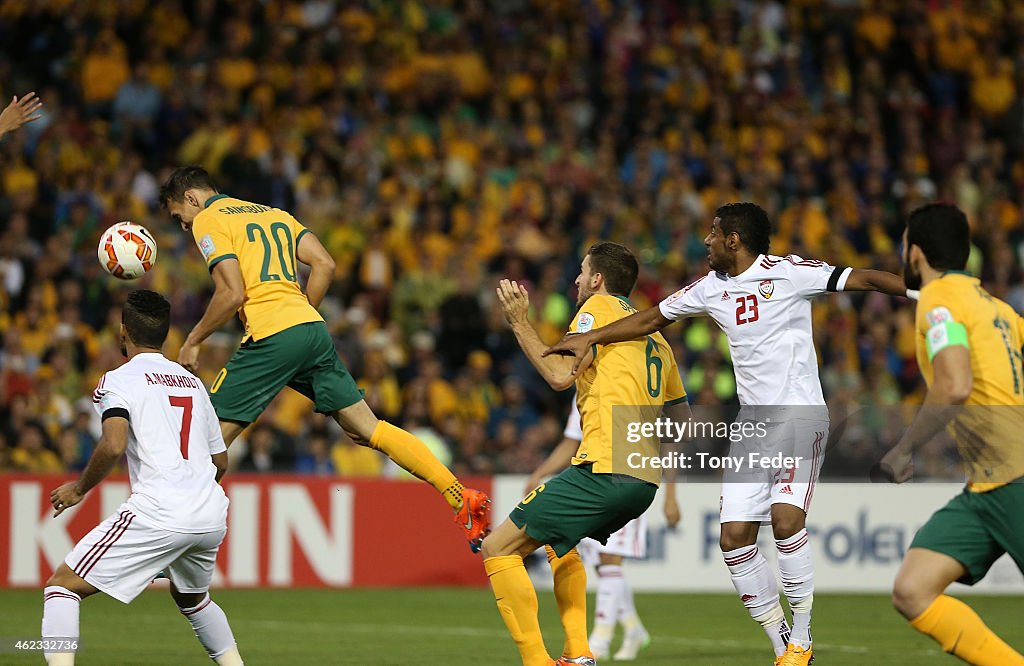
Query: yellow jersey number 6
521 483 546 505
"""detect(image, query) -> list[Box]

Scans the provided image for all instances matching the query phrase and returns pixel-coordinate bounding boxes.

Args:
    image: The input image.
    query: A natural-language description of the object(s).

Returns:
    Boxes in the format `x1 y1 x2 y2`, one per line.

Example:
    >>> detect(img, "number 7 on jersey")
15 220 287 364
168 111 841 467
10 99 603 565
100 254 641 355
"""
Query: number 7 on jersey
169 396 193 459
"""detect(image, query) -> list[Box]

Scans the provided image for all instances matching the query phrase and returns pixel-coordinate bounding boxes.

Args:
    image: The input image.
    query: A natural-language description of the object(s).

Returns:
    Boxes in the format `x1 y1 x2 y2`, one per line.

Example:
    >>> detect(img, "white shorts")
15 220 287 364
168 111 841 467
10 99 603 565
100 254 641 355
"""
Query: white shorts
66 505 225 603
719 416 828 524
578 514 648 565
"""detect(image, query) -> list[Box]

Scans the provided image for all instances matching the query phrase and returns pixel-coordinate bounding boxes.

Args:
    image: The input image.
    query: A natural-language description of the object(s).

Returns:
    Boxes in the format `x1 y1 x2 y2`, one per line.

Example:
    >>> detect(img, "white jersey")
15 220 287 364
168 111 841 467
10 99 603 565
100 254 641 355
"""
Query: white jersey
563 398 583 441
92 353 228 533
659 254 851 406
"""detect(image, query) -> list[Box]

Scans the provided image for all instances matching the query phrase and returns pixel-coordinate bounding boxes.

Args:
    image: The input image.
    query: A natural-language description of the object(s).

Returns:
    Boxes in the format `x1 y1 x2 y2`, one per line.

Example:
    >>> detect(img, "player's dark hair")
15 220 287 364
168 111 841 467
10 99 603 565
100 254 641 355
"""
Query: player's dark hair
716 202 771 255
587 241 639 296
906 203 970 271
159 166 219 207
123 290 171 349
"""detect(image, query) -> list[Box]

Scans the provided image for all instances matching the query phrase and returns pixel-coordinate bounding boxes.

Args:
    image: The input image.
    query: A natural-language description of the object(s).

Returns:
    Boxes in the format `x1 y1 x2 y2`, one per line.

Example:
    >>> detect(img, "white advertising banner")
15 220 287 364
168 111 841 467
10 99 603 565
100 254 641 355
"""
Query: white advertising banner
494 476 1024 594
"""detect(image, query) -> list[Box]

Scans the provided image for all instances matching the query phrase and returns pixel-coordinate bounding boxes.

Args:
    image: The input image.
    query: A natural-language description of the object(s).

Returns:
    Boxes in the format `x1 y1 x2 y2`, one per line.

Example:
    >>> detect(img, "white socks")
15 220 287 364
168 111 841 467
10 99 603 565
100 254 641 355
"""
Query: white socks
42 586 80 666
179 593 243 664
616 571 643 632
723 545 790 657
776 529 814 649
591 565 624 648
590 563 647 655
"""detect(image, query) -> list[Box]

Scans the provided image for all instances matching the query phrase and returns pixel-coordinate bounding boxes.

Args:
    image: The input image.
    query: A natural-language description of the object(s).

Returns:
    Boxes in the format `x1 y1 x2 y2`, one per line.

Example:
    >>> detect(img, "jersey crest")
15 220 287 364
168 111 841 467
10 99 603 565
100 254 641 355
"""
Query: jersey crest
758 280 774 299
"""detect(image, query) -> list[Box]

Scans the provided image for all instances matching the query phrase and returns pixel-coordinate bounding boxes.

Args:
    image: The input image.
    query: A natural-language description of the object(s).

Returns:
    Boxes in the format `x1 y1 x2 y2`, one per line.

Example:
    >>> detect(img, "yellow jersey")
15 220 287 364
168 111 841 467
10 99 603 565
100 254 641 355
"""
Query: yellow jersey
916 272 1024 491
191 194 322 342
569 293 687 484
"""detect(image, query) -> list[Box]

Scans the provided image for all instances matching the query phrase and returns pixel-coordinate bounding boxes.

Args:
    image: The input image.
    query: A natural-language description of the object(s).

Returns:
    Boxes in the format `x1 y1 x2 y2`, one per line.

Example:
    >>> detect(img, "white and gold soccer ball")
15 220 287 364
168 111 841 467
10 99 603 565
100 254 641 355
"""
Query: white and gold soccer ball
97 221 158 279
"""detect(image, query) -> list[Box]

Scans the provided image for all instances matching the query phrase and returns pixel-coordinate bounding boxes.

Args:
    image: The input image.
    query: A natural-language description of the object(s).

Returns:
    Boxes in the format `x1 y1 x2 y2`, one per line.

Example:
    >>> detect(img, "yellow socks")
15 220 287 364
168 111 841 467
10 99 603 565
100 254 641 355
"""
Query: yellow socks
910 595 1024 665
369 421 461 510
484 555 551 666
546 546 590 659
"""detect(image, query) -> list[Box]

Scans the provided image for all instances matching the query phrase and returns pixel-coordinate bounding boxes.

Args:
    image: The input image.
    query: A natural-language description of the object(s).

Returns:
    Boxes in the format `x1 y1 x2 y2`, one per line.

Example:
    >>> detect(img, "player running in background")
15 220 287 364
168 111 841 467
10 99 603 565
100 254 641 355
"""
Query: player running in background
43 290 243 666
545 203 913 666
486 241 690 666
159 166 490 550
524 394 681 661
878 204 1024 665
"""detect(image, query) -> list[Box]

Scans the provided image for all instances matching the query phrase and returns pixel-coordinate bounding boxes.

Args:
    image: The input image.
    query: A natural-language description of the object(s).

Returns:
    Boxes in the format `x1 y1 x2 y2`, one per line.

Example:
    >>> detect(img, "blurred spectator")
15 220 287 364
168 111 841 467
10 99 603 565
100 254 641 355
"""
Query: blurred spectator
331 434 384 478
295 431 336 476
10 421 62 473
238 425 291 473
1 1 1022 481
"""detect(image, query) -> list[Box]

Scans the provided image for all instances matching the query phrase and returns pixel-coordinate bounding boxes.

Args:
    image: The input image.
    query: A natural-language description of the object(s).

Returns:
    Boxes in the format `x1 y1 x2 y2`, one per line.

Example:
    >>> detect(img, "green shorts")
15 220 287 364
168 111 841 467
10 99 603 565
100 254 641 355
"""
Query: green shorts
510 464 657 558
210 321 363 424
910 479 1024 585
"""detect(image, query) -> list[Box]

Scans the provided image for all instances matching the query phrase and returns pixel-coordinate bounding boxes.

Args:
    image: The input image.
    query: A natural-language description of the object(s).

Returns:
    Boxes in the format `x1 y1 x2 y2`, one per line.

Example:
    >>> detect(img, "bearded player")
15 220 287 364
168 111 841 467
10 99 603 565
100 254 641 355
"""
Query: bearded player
159 166 489 550
545 203 914 665
879 203 1024 665
486 241 690 666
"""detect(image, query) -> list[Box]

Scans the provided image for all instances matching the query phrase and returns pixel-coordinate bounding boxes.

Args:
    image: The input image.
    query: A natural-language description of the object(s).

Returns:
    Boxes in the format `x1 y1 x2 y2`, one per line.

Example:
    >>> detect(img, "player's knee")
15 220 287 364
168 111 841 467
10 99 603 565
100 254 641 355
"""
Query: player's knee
769 507 806 540
479 537 498 559
891 574 930 620
46 562 75 588
719 531 755 552
171 588 207 609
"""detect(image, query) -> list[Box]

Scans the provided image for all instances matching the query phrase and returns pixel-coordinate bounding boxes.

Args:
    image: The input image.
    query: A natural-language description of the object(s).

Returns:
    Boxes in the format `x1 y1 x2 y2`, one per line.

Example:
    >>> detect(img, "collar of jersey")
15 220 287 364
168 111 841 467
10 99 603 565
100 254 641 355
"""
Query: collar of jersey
612 294 635 307
940 270 974 278
204 193 230 208
723 254 764 280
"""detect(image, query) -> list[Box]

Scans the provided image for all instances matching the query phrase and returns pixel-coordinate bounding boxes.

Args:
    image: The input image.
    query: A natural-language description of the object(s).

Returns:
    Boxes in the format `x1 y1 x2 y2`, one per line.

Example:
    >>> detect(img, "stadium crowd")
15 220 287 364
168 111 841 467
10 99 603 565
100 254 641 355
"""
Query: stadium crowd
1 0 1022 480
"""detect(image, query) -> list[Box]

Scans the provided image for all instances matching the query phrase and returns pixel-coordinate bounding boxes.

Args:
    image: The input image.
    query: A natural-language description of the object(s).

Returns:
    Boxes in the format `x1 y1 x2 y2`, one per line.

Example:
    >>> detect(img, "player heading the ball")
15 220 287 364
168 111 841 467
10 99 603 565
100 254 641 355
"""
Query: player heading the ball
159 166 491 551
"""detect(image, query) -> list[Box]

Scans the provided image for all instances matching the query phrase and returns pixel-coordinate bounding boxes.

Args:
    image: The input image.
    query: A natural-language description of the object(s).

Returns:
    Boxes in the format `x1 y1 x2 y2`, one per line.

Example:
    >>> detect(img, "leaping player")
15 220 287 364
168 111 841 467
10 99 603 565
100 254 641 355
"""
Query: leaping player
545 203 914 665
159 166 490 551
43 290 244 666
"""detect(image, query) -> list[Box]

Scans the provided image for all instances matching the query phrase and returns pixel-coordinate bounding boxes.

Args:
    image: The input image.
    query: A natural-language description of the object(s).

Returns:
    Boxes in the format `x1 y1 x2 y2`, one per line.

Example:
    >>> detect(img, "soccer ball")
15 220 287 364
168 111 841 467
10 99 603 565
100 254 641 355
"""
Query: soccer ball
97 222 158 279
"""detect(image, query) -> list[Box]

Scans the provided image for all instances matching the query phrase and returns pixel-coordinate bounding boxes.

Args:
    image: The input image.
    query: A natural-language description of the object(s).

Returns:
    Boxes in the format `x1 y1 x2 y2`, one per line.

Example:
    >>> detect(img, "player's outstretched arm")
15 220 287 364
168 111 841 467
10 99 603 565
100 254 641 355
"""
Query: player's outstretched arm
295 229 335 308
50 416 129 517
843 269 916 298
496 279 591 390
0 92 42 139
876 344 971 483
543 306 672 374
179 258 246 373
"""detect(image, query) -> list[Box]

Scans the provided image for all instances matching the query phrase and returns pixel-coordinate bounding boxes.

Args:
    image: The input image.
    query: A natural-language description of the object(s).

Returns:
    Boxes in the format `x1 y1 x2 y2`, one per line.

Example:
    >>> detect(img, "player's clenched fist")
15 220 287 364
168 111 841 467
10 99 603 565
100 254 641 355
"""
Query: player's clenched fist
496 279 530 325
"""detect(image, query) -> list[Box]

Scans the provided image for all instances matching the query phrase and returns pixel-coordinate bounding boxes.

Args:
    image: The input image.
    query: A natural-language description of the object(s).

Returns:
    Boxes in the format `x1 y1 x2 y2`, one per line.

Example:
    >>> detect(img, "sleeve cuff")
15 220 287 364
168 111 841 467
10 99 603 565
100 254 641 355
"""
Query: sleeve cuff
827 266 853 292
664 395 689 406
102 407 130 422
208 254 238 272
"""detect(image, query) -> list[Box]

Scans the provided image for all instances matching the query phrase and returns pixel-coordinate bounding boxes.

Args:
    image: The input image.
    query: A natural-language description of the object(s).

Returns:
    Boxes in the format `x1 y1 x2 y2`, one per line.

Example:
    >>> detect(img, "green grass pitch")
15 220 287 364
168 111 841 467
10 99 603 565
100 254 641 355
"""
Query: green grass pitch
3 588 1022 664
